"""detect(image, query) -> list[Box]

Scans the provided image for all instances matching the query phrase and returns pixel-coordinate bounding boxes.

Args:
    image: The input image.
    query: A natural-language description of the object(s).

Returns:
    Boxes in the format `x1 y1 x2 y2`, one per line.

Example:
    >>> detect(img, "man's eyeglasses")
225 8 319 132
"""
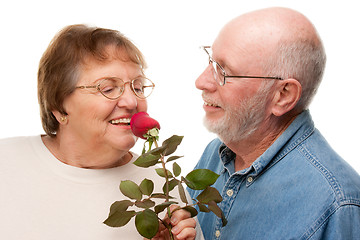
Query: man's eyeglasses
76 77 155 100
201 46 283 86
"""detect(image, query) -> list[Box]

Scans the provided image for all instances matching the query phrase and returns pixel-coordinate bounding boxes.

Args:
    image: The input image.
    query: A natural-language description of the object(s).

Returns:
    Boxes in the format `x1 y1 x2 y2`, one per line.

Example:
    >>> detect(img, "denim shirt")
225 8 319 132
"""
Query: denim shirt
188 110 360 240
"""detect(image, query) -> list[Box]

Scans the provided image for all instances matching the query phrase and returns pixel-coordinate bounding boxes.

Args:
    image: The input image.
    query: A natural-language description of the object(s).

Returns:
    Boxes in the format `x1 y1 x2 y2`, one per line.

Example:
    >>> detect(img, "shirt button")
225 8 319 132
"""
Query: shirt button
247 176 253 183
226 189 234 197
215 230 221 238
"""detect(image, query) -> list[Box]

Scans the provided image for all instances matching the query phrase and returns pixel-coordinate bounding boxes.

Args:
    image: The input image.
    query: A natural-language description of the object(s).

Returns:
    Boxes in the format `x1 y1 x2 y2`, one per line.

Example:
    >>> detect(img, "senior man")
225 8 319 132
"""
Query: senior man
188 7 360 240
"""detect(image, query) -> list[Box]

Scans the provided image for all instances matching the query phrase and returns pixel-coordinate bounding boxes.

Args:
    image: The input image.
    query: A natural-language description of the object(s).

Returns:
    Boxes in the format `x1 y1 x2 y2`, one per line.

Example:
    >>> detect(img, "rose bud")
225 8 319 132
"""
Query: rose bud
130 112 160 139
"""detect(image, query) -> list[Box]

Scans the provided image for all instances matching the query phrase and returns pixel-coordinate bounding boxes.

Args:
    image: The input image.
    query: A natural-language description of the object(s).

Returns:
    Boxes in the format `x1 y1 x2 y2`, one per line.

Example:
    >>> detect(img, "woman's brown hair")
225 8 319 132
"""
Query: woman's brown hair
38 24 146 137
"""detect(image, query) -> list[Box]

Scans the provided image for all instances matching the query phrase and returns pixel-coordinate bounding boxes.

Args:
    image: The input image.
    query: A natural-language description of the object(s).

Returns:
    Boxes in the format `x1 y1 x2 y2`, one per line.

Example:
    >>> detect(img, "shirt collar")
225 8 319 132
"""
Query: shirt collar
218 110 315 177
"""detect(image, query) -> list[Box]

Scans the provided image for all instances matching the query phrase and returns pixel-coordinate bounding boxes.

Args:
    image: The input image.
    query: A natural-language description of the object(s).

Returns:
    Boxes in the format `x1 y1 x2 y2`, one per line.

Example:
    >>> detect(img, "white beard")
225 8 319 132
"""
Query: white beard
203 85 271 143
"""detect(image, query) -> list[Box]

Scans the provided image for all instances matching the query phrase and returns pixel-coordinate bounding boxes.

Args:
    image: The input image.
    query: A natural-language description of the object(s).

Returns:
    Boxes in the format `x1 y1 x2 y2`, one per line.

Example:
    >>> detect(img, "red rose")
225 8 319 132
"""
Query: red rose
130 112 160 139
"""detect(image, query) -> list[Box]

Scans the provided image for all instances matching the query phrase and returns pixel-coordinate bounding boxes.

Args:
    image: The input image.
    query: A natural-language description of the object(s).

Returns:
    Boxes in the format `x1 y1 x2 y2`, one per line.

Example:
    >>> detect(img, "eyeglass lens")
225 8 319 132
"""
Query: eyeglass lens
98 78 154 99
209 60 225 86
203 47 225 85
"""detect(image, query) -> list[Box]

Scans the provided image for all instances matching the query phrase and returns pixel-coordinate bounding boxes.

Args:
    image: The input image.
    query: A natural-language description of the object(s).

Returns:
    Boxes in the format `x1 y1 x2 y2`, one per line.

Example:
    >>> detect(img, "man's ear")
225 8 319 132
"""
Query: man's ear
271 79 302 116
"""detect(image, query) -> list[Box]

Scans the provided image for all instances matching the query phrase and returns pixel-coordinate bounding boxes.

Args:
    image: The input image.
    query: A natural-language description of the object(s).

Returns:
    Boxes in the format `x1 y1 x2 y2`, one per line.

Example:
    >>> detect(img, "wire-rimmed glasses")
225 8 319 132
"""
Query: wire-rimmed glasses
201 46 283 86
76 77 155 100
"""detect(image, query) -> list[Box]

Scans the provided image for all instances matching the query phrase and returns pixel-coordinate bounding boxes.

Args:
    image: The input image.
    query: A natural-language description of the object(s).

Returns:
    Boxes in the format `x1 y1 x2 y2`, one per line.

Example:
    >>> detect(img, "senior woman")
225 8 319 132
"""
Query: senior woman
0 24 199 240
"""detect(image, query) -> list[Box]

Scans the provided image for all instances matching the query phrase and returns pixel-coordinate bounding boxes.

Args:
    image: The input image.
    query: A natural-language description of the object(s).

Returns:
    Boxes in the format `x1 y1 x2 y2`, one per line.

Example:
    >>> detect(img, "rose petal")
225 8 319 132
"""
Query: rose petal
130 112 160 139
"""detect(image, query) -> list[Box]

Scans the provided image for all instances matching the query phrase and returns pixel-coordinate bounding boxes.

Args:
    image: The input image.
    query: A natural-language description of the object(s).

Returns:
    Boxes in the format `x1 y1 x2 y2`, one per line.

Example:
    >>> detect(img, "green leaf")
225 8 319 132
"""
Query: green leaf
135 199 156 209
147 145 166 156
208 201 227 227
150 193 168 199
108 200 134 216
104 210 136 227
198 203 210 212
139 179 154 196
184 169 220 190
207 201 222 218
173 162 181 177
196 186 223 204
166 155 183 163
133 153 161 168
154 201 178 214
222 215 228 227
177 181 188 204
163 179 179 193
181 176 191 187
135 209 159 239
155 168 173 178
181 206 198 218
120 180 142 201
162 135 184 156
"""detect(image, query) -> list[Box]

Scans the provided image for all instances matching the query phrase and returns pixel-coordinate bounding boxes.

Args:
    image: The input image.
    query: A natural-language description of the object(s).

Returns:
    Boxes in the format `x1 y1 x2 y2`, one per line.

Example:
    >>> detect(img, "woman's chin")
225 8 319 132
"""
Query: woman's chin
111 133 137 151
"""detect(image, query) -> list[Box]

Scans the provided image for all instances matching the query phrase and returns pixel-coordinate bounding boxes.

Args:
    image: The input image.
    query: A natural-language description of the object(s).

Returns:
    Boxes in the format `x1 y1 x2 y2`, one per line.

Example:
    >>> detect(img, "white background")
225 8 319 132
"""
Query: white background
0 0 359 175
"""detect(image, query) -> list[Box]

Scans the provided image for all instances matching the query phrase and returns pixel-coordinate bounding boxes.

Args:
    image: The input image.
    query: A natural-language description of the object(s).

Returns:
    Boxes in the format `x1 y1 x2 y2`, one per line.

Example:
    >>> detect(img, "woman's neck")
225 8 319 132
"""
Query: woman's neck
41 135 132 169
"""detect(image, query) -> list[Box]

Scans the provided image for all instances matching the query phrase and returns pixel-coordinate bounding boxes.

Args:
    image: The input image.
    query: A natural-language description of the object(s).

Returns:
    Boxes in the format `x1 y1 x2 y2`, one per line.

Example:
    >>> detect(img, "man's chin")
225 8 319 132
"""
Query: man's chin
203 117 226 135
203 115 255 144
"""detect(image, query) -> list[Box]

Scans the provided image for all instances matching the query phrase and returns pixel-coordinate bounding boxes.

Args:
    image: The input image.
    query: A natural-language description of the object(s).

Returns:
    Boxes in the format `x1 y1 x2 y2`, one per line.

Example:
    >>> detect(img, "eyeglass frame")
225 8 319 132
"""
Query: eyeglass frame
201 46 283 86
75 77 155 100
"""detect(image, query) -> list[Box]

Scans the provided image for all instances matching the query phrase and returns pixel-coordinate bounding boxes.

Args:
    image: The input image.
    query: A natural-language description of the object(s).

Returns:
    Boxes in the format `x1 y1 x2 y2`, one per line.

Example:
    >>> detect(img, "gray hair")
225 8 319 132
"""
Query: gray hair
264 39 326 110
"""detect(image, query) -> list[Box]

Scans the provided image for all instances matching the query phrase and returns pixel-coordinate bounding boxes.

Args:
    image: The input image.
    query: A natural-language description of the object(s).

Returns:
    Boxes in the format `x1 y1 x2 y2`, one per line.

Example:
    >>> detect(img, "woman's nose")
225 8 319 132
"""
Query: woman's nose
195 64 217 92
116 85 138 109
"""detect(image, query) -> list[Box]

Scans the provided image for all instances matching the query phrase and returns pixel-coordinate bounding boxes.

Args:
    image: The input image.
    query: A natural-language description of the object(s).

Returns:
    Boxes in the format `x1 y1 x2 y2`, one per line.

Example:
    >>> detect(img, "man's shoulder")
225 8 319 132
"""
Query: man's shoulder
288 133 360 238
293 130 360 204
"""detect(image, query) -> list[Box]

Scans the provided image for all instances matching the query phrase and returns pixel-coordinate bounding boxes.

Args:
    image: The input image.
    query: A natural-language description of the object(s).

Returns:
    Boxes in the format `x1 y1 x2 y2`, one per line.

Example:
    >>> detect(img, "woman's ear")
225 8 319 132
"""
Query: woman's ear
271 78 302 116
52 110 68 125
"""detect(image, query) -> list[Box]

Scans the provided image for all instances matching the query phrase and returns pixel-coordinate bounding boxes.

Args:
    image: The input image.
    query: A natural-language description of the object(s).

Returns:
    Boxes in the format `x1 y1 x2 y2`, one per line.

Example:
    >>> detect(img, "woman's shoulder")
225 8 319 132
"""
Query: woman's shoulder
0 135 27 146
0 135 43 155
0 135 40 145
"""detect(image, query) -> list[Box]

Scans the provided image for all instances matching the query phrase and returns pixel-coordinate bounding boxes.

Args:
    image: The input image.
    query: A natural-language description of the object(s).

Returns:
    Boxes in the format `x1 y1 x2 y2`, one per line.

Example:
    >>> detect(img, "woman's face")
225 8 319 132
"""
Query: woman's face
60 56 147 156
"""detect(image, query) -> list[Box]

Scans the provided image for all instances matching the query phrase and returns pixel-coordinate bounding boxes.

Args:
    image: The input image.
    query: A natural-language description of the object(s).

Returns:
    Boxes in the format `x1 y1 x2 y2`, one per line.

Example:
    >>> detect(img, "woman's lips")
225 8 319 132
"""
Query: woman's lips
109 117 131 125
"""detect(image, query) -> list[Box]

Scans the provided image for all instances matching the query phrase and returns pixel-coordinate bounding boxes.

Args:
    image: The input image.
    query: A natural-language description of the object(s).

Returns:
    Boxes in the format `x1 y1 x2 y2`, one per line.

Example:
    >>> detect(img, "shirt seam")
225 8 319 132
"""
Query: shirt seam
250 126 315 185
297 144 345 202
302 201 360 239
269 126 314 169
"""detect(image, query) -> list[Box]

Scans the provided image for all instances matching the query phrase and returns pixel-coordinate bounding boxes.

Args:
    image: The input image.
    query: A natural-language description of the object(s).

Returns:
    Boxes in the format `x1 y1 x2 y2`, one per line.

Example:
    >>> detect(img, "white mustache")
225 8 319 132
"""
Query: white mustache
202 93 222 108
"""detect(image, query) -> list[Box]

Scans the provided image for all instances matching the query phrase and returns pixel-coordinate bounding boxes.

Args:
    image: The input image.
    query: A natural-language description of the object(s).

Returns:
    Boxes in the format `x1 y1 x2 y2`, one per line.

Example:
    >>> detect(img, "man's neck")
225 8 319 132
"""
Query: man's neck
226 114 298 172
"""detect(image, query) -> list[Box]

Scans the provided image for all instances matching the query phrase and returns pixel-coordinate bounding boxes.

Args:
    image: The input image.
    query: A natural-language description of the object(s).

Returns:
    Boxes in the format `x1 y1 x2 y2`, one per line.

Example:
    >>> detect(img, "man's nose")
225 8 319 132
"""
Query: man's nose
195 64 218 92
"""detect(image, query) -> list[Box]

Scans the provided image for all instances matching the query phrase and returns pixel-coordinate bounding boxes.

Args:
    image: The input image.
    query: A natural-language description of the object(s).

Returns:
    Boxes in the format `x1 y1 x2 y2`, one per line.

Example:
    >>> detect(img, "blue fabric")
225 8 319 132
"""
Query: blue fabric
187 110 360 239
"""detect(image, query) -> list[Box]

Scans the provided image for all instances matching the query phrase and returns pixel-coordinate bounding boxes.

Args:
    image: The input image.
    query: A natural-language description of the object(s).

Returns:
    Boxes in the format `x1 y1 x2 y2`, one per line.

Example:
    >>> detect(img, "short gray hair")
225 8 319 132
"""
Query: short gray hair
264 39 326 110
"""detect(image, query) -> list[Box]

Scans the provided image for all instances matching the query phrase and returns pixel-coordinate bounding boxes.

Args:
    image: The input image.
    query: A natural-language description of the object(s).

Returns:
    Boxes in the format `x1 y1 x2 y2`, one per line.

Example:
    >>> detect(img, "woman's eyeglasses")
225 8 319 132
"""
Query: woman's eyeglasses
76 77 155 99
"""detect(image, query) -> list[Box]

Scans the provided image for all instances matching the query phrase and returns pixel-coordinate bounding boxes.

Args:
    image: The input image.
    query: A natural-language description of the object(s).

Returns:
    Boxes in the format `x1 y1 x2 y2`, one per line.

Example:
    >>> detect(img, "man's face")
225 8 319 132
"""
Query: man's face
201 83 272 143
195 22 274 143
